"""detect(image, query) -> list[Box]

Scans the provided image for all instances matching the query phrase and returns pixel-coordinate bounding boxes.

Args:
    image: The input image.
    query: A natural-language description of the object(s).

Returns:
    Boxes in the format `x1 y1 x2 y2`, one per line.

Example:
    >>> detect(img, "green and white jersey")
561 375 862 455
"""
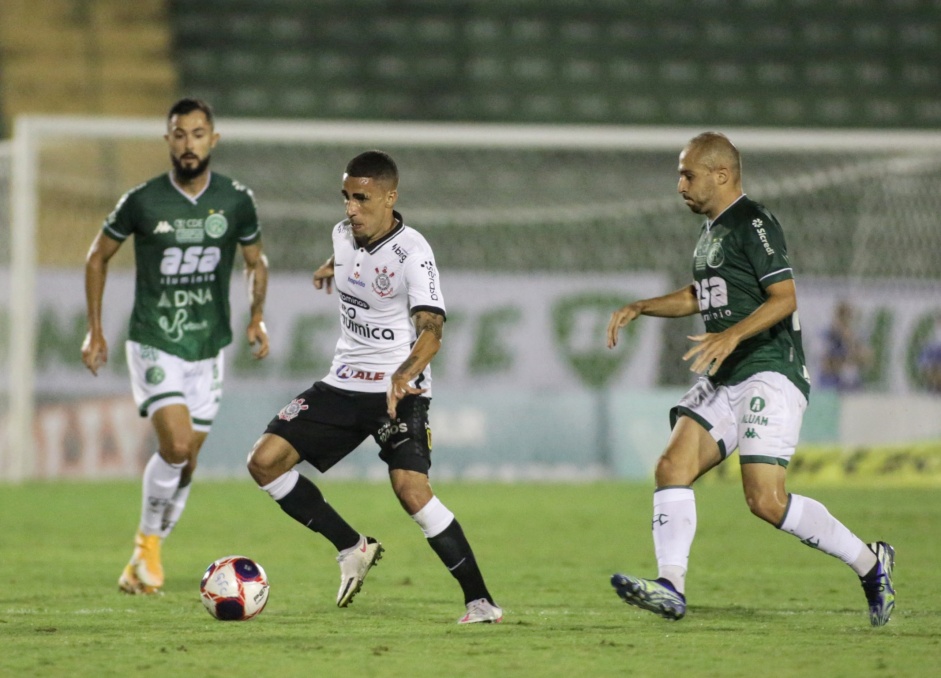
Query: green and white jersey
691 195 810 399
103 172 261 361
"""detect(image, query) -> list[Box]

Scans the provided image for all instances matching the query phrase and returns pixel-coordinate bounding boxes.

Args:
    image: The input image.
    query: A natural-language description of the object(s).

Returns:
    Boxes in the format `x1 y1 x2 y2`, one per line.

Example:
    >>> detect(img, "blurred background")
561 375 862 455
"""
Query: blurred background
1 0 940 483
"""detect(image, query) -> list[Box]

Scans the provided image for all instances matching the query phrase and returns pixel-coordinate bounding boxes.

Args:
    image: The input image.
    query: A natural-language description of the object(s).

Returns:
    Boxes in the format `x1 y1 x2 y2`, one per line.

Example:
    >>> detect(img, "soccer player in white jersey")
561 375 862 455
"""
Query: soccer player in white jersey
82 98 270 594
247 151 502 624
605 132 895 626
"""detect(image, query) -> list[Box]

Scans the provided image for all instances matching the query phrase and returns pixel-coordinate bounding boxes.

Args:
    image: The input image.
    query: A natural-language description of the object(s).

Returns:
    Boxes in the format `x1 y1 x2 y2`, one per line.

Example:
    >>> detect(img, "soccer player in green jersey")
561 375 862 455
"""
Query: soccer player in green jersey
605 132 895 626
81 98 270 595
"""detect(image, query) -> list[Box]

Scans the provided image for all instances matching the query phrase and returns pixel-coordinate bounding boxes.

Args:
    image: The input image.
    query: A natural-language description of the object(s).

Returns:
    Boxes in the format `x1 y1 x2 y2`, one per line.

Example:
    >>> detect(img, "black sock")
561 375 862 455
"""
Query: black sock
275 474 359 551
427 519 492 605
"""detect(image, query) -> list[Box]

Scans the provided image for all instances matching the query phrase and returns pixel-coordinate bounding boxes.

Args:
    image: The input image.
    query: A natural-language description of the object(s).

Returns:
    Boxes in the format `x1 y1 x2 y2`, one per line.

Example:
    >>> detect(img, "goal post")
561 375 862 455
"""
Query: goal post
5 116 941 482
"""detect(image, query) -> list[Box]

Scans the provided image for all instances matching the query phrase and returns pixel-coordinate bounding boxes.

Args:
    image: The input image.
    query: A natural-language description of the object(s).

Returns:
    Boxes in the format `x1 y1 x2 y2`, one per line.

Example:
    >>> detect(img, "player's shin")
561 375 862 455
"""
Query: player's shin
261 469 360 551
140 453 186 534
778 493 874 575
652 487 697 594
415 498 493 605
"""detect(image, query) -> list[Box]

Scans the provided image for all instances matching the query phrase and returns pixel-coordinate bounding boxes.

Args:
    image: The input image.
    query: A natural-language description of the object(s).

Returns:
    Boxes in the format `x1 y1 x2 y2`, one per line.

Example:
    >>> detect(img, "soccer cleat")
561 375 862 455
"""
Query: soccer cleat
860 541 895 627
336 536 384 607
458 598 504 624
130 531 164 590
117 561 159 595
611 573 687 620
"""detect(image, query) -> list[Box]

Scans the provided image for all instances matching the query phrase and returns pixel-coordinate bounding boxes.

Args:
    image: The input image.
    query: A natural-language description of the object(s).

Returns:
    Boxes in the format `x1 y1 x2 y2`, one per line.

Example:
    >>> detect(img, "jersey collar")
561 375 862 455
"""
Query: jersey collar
706 193 747 230
168 171 213 205
360 210 405 253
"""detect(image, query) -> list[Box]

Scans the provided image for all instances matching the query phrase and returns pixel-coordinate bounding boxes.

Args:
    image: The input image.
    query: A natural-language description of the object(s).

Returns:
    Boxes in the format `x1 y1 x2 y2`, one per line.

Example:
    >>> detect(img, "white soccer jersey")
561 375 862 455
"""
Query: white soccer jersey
322 211 445 394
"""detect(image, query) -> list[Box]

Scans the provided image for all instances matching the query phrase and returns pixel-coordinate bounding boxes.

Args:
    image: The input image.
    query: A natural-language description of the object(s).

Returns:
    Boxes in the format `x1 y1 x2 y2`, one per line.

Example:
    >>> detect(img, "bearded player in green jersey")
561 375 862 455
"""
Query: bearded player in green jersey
606 132 895 627
82 98 270 595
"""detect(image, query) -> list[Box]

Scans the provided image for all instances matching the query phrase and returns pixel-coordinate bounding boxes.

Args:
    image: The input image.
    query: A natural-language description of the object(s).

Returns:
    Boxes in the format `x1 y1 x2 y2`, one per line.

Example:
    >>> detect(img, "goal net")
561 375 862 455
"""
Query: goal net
4 118 941 482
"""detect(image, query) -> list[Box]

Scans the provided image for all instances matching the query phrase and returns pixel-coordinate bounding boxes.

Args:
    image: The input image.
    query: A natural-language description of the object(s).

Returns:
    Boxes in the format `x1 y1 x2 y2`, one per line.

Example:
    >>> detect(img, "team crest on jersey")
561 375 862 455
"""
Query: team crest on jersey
145 366 165 385
277 398 309 421
204 212 228 238
372 266 395 297
706 240 725 268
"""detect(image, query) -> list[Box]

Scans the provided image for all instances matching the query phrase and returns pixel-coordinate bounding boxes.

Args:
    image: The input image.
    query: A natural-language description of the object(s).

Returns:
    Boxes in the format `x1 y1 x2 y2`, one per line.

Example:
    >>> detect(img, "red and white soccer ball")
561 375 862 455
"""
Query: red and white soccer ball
199 555 269 621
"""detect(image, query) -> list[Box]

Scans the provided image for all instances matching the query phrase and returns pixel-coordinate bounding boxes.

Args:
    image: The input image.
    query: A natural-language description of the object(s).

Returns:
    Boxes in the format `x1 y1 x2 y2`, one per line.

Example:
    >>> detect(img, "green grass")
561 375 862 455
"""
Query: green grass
1 479 937 678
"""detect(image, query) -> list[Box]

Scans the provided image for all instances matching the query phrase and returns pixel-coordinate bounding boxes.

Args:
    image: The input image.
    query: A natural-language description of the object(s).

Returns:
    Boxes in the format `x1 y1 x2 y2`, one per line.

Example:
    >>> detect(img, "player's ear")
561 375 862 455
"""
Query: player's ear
714 166 731 186
386 189 398 207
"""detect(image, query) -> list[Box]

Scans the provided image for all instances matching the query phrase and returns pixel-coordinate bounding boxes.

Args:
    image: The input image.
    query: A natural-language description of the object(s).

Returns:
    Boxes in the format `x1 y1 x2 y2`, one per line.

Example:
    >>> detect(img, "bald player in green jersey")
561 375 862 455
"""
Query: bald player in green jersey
605 132 895 627
82 98 270 594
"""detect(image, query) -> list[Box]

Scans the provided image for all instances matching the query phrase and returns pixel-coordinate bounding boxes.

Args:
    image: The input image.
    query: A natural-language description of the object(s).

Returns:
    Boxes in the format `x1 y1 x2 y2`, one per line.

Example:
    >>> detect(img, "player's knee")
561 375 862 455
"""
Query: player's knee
654 454 694 486
159 438 192 465
745 489 785 525
390 470 432 514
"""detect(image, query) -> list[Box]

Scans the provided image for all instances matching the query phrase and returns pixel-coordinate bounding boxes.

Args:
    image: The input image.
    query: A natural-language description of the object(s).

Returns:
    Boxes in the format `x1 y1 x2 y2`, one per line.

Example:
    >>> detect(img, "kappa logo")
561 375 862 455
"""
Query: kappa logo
154 220 174 234
277 398 309 421
744 428 760 439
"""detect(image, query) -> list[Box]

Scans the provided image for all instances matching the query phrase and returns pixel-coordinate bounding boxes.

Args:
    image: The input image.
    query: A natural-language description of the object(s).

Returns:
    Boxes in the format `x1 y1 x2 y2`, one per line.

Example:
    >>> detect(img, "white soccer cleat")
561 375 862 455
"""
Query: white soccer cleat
336 536 384 607
458 598 504 624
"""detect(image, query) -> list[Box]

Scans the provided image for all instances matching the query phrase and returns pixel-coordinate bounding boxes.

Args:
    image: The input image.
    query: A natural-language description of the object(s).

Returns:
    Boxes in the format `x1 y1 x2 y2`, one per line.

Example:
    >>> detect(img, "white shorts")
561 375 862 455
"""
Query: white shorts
670 371 808 467
126 341 224 432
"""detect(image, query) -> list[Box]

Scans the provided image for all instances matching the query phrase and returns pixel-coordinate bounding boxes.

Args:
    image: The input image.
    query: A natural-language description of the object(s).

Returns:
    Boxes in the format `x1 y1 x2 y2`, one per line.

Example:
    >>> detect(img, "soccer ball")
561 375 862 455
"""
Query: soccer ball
199 555 269 621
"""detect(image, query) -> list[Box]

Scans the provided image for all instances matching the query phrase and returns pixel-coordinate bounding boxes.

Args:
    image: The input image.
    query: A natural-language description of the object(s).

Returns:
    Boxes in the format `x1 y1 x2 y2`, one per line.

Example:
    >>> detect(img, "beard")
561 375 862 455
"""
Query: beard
171 153 211 181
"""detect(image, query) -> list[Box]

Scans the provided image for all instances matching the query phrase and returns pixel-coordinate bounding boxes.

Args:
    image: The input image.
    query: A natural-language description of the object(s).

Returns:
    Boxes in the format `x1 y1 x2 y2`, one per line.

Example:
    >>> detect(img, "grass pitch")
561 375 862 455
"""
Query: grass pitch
1 479 937 677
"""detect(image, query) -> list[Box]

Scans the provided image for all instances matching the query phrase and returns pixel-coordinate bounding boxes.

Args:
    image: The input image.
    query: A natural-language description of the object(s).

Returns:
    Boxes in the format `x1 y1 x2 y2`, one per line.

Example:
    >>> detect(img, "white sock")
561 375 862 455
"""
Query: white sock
653 487 696 594
139 453 185 535
260 469 300 501
779 494 872 575
410 496 455 538
158 483 192 540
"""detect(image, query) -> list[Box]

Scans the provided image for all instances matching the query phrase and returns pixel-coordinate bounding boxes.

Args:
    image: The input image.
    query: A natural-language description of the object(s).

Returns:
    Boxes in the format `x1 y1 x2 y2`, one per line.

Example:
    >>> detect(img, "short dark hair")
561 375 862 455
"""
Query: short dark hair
167 98 215 125
345 150 398 187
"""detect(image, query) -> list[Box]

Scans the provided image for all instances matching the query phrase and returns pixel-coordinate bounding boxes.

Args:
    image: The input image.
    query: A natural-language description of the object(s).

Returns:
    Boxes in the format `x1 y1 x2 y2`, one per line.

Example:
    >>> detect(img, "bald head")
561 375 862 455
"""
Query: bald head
677 132 744 220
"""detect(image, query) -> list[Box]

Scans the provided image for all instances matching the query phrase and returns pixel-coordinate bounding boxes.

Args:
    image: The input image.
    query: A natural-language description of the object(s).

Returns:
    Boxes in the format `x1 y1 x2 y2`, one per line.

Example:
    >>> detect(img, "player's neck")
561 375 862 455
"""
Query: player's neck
171 169 211 198
356 215 399 247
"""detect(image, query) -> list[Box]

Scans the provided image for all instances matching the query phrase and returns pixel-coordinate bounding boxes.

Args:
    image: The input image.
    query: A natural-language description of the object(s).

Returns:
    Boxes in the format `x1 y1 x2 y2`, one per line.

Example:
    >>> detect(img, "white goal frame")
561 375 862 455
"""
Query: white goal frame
7 115 941 482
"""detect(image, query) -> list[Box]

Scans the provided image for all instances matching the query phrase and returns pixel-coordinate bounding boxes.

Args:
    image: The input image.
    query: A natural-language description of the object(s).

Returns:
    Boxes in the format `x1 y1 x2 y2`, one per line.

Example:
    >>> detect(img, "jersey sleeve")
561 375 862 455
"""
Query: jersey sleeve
742 212 793 289
404 244 446 318
102 184 143 241
233 182 261 245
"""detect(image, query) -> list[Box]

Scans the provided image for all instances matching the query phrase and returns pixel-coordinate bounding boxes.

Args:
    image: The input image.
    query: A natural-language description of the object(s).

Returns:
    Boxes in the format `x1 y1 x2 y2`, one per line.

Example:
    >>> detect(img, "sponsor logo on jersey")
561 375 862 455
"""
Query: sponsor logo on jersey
744 428 761 439
154 220 174 234
372 266 396 297
741 414 768 426
391 243 409 263
335 364 386 381
174 218 206 244
341 312 395 340
420 260 439 301
751 218 775 255
749 396 766 412
145 366 165 385
348 270 366 287
339 291 370 309
204 211 228 238
277 398 309 421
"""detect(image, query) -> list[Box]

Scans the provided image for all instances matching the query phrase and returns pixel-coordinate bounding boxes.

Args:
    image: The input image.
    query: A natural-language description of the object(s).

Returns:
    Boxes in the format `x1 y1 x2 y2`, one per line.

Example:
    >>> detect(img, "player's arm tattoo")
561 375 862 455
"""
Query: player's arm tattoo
413 310 444 341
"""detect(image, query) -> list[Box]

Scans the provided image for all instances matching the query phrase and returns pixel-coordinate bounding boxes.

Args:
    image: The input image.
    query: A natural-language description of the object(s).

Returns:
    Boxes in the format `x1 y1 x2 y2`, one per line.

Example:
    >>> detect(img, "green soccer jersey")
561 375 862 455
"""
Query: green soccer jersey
102 172 261 361
691 195 810 399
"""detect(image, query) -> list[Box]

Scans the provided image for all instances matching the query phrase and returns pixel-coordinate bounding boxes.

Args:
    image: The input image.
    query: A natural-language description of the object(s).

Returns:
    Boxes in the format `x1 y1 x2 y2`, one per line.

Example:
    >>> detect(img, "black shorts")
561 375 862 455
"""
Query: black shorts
264 381 432 474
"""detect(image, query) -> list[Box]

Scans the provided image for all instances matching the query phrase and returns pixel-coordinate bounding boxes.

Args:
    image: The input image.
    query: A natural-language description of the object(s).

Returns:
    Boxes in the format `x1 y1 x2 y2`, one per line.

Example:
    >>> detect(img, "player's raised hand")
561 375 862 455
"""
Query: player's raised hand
247 319 269 359
607 304 641 349
313 256 335 294
81 331 108 376
386 376 427 419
